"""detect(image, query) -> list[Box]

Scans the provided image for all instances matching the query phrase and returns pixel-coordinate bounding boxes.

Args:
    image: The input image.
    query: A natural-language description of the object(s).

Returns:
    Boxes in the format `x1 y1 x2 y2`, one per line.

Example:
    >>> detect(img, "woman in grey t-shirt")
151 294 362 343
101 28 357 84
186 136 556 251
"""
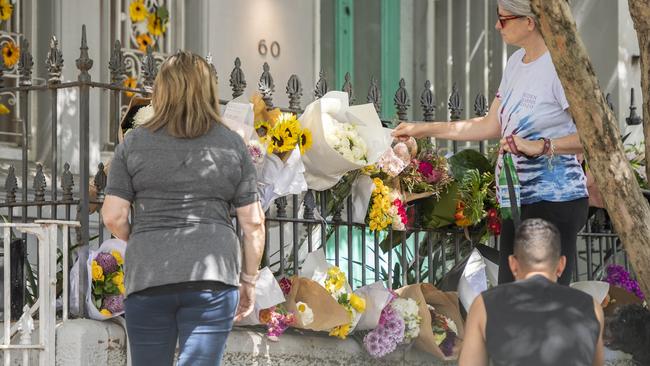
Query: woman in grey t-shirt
102 51 265 366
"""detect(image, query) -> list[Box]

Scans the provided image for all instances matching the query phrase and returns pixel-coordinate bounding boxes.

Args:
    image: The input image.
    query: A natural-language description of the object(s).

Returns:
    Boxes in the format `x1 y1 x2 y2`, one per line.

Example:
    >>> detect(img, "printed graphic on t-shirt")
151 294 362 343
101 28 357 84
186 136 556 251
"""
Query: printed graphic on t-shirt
496 49 587 205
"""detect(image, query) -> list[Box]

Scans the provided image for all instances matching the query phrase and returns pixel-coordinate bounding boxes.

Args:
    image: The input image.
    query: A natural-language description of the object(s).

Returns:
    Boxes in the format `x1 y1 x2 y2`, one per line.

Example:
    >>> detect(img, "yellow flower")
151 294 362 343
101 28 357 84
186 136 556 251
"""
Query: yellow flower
254 120 271 139
111 250 124 265
99 309 112 317
0 0 12 21
349 294 366 313
136 33 154 53
123 76 137 97
118 284 126 295
147 13 166 36
129 0 148 22
0 103 10 115
91 260 104 282
268 129 296 154
112 272 124 286
2 40 19 68
329 323 351 339
298 129 313 154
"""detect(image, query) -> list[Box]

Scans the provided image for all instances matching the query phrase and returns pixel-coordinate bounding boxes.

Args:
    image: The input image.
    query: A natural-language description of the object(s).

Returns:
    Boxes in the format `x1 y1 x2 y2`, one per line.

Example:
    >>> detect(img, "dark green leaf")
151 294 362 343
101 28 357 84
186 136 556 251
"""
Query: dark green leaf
448 149 492 181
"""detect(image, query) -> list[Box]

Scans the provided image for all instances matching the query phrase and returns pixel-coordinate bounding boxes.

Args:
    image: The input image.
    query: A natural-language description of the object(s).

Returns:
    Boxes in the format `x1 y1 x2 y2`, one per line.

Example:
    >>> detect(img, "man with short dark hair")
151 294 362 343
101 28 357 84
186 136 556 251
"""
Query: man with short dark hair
459 218 604 366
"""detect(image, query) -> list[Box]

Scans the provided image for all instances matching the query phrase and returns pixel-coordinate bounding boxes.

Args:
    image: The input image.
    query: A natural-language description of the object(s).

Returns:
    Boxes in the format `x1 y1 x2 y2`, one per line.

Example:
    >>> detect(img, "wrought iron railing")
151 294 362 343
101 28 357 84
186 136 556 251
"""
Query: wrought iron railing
0 25 640 325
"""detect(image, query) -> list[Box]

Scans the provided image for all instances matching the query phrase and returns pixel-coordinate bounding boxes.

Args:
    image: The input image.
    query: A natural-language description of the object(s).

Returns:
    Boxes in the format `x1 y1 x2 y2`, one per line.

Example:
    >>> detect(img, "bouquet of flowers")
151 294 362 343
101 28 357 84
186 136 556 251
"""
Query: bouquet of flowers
396 283 464 360
603 264 645 300
362 293 421 358
86 239 127 320
258 305 296 341
324 266 367 339
299 91 392 190
391 297 421 343
368 178 408 232
399 142 452 202
429 305 459 357
363 300 405 358
119 97 152 142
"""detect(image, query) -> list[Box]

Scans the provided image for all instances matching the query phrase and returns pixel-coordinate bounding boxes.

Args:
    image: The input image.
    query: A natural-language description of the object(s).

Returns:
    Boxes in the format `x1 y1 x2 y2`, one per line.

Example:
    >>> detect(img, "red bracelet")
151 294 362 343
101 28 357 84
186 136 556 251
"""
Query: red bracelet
538 138 551 157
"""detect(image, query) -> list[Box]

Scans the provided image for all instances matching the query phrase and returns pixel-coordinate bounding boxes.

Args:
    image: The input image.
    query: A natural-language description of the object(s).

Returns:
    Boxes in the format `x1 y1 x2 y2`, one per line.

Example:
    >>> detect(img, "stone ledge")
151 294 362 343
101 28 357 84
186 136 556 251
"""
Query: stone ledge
222 327 454 366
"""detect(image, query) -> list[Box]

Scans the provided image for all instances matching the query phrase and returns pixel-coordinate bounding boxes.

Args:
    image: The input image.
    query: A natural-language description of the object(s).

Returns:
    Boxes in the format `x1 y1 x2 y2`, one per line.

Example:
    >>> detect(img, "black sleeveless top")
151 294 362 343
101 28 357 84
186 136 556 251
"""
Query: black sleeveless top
483 275 600 366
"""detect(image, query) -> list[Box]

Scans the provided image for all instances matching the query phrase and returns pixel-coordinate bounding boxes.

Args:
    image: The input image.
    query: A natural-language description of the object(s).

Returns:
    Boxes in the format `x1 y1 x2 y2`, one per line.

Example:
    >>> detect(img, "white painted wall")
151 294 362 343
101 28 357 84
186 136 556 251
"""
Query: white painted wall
201 0 318 109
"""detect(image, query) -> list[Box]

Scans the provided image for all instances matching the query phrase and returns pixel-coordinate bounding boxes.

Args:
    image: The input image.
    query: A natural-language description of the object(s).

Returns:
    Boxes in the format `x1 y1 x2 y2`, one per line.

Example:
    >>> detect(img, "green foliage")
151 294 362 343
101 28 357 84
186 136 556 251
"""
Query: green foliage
447 149 493 181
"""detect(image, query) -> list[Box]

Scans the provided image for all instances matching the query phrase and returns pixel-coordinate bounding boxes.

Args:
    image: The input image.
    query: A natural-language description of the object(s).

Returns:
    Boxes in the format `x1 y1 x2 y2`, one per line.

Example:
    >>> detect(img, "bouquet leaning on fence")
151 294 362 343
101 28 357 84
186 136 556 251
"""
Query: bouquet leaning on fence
299 91 392 191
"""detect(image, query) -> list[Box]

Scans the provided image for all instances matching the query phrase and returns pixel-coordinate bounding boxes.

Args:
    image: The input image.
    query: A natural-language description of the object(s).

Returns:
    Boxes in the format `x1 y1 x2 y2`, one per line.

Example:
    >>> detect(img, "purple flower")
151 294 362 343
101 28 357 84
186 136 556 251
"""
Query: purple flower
418 161 433 177
604 264 645 300
95 252 118 274
439 331 456 357
102 295 124 314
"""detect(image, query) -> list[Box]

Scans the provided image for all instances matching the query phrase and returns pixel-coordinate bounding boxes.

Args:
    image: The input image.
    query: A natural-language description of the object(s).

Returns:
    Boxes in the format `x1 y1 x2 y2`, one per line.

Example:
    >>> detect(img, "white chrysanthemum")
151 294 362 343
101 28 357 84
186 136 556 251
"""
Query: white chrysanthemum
323 115 368 164
133 104 154 126
391 298 421 343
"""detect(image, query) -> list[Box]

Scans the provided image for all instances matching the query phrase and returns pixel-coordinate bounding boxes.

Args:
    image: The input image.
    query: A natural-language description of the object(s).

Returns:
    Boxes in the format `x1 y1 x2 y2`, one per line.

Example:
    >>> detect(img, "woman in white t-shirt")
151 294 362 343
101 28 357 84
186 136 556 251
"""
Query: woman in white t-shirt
393 0 588 285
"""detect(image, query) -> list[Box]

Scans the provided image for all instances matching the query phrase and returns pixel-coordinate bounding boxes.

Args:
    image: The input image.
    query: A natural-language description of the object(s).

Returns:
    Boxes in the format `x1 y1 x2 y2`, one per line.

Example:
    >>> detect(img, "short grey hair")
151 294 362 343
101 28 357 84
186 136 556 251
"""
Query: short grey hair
498 0 539 27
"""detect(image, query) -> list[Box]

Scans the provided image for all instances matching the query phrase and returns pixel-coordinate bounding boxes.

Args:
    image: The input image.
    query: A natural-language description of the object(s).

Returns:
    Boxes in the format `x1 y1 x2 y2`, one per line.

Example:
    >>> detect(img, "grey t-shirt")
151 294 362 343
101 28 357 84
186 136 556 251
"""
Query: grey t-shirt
105 123 258 296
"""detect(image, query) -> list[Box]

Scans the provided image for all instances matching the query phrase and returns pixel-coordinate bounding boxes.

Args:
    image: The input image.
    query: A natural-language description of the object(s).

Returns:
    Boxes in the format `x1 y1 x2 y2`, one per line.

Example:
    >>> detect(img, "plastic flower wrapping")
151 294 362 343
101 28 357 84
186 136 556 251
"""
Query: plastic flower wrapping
77 239 127 320
222 93 310 210
299 91 392 190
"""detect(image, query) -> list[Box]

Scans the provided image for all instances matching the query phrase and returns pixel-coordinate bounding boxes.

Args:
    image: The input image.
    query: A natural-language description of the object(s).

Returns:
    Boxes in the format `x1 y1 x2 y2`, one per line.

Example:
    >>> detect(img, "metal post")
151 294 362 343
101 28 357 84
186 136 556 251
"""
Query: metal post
76 25 94 317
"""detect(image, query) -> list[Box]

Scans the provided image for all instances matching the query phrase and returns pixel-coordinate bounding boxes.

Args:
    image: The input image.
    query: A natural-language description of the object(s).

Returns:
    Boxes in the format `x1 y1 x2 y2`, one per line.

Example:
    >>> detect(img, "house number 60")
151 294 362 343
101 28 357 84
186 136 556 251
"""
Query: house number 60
258 40 280 58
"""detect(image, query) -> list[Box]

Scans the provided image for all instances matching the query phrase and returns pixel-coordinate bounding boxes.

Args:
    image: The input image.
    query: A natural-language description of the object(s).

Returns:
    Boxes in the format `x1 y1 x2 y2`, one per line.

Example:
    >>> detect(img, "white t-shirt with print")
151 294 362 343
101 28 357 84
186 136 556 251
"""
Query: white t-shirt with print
496 48 587 205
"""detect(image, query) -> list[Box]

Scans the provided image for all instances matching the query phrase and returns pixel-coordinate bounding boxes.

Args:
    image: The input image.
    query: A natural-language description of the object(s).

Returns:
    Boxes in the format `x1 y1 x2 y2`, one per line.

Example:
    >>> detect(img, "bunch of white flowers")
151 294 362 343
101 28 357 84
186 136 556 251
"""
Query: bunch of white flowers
323 115 368 165
390 297 421 343
133 104 154 126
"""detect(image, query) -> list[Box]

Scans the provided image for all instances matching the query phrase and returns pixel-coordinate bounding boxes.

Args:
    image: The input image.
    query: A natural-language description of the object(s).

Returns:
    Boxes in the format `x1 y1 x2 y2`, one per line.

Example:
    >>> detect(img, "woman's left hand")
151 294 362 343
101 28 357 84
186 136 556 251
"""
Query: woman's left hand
234 282 255 322
500 135 544 157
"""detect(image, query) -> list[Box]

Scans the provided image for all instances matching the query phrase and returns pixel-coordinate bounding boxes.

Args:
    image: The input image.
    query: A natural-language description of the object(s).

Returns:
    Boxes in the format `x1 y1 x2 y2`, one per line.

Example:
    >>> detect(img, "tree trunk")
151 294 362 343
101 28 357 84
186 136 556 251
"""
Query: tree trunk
531 0 650 297
628 0 650 182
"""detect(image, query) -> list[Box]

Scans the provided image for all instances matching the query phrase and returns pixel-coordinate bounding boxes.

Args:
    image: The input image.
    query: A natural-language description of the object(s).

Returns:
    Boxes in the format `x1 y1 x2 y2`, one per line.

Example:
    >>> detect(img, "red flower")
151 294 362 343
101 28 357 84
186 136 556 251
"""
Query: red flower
278 277 292 296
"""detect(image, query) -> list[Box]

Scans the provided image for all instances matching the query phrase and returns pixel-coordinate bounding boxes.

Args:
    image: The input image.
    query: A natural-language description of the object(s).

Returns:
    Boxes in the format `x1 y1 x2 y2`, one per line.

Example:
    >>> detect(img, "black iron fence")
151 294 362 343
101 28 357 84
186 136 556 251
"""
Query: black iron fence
0 25 639 319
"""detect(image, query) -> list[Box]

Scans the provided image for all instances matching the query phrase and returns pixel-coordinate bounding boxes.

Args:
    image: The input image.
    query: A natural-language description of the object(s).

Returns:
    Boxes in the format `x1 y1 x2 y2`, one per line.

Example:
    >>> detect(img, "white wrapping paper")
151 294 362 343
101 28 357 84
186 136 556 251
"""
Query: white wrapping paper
235 267 286 325
299 91 393 190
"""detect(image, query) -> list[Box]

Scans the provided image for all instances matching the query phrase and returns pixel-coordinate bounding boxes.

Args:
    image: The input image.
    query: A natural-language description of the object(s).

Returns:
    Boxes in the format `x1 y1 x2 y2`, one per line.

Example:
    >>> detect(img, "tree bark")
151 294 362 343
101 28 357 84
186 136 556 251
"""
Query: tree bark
628 0 650 182
531 0 650 297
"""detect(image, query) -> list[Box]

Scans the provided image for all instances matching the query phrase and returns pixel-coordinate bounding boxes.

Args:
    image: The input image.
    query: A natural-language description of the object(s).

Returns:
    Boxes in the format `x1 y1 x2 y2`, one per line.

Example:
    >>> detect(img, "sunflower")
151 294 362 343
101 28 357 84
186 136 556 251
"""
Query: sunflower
0 103 10 115
129 0 148 22
123 76 137 97
268 129 296 154
254 120 271 139
298 128 312 154
0 0 12 21
2 41 19 68
147 13 166 36
135 33 153 52
273 113 301 144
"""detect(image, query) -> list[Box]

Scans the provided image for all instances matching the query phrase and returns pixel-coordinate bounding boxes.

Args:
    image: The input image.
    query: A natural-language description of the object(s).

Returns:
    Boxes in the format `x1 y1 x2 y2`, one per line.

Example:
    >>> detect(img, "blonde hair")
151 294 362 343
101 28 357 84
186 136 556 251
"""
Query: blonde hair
143 51 221 138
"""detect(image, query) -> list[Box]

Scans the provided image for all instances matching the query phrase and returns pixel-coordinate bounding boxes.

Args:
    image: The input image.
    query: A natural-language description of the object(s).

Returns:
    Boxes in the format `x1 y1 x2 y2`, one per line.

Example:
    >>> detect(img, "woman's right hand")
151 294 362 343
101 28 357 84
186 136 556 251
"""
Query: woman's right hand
392 122 428 139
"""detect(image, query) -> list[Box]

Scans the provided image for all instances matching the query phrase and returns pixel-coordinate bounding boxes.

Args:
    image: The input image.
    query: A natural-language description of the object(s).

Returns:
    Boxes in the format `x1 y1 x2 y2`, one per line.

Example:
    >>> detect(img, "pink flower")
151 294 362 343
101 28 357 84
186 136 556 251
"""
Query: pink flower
418 161 433 176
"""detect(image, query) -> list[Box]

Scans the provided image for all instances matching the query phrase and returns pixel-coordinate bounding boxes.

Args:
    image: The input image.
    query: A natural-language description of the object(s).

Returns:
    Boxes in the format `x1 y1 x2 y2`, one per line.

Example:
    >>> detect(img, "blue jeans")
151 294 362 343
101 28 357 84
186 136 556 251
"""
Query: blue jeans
124 287 239 366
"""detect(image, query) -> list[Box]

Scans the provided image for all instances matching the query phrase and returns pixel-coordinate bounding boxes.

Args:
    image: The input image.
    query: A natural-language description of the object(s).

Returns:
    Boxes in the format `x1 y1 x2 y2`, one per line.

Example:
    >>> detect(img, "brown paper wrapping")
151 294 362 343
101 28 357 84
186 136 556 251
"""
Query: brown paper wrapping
396 283 464 360
283 276 351 331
